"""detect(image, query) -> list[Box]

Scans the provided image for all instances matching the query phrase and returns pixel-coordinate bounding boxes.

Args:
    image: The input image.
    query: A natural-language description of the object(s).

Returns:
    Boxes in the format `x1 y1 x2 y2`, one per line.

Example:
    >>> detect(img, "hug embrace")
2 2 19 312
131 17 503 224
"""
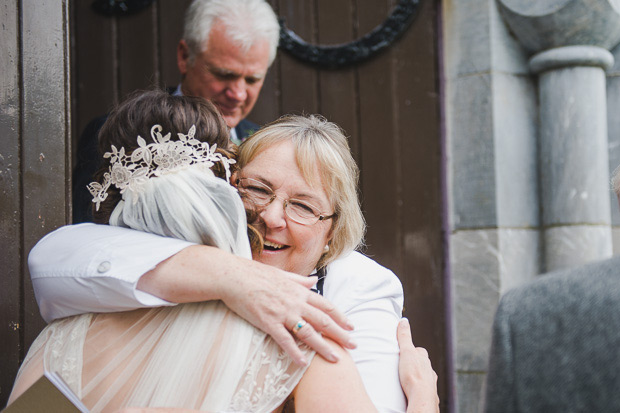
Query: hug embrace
9 90 439 412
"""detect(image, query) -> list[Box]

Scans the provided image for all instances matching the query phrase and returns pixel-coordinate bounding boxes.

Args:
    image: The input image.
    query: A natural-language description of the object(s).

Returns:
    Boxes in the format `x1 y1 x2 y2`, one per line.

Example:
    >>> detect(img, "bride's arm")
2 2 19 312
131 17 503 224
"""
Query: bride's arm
29 223 354 366
292 340 377 413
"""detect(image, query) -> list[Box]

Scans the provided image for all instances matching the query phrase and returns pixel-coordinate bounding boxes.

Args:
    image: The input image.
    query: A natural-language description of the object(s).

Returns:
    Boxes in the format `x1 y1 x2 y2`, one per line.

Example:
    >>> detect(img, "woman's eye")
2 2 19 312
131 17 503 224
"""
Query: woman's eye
247 185 270 195
291 201 316 215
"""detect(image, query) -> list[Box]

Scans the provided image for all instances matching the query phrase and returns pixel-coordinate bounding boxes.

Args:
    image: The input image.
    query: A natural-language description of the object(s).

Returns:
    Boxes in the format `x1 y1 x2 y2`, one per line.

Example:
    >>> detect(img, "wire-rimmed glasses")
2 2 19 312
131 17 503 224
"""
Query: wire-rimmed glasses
236 177 336 225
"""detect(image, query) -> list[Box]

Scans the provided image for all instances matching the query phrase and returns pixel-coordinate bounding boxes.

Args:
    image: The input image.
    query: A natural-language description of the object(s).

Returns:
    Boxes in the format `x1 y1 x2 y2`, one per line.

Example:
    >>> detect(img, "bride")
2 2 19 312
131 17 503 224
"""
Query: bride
8 90 375 412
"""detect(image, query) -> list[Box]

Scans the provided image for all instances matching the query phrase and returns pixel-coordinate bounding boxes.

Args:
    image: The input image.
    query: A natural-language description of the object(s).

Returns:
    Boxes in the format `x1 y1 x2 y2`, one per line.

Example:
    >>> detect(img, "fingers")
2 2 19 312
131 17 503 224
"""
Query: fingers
302 304 356 350
270 325 311 366
416 347 429 358
272 291 354 364
285 272 318 288
289 319 340 363
397 317 414 351
307 291 354 331
398 318 431 363
271 318 344 366
397 317 439 407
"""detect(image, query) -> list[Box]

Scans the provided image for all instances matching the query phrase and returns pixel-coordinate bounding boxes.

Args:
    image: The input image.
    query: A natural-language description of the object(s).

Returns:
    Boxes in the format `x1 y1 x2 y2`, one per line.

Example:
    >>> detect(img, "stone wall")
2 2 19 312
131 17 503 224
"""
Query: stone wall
443 0 539 410
443 0 620 411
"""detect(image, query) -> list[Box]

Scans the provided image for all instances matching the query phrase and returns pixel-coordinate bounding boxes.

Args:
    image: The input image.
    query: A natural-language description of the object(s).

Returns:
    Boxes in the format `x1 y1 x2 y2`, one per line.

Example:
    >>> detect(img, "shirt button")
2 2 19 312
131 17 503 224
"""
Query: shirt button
97 261 111 273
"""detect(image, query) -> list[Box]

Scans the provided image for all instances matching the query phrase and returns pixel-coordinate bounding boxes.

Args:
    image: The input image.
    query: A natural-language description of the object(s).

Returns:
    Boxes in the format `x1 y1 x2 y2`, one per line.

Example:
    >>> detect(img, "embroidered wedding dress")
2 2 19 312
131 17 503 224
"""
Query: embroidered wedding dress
13 301 311 412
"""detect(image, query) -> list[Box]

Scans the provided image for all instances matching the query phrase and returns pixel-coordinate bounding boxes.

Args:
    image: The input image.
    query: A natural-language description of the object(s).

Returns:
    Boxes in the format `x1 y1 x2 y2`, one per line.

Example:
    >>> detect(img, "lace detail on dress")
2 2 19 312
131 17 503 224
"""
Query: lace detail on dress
229 331 314 412
12 314 91 401
44 314 91 398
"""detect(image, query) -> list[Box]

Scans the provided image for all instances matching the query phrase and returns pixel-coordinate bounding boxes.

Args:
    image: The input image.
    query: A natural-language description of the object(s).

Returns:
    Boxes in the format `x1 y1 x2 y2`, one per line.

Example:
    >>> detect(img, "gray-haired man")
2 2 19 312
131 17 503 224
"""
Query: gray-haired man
73 0 280 222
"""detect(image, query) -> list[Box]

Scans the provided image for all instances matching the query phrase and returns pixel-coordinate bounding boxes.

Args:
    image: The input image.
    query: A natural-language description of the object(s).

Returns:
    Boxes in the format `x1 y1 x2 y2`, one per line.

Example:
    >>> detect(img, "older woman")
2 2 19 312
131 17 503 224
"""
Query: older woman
28 108 437 411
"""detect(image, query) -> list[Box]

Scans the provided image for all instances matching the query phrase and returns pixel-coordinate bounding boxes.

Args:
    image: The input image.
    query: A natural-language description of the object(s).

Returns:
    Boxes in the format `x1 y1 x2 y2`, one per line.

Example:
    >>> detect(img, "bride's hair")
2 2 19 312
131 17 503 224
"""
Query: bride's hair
90 89 259 256
92 89 231 223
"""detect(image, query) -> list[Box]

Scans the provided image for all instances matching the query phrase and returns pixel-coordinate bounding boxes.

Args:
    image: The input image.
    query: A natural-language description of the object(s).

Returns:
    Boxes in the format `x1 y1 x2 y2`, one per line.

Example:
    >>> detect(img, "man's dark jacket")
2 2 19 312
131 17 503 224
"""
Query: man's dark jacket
484 256 620 412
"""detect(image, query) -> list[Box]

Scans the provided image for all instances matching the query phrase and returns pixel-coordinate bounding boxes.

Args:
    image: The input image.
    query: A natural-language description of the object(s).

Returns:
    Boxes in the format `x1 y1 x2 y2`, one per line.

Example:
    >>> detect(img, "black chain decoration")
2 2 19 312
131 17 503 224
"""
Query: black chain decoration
92 0 421 69
279 0 421 69
92 0 155 16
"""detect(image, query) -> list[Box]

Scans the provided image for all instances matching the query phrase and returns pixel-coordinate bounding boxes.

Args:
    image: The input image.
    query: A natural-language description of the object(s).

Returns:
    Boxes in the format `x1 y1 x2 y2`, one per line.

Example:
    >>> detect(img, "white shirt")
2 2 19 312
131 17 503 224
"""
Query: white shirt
29 223 407 412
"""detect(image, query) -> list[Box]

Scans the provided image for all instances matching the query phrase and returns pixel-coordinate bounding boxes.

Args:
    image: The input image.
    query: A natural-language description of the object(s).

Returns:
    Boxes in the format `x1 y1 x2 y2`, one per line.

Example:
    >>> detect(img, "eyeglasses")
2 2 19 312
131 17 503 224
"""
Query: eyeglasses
236 177 336 226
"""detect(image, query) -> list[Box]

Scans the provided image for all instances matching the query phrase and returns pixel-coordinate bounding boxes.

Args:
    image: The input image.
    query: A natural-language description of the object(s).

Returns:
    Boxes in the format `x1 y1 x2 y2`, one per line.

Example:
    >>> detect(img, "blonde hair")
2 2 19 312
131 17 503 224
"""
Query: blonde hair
238 114 365 269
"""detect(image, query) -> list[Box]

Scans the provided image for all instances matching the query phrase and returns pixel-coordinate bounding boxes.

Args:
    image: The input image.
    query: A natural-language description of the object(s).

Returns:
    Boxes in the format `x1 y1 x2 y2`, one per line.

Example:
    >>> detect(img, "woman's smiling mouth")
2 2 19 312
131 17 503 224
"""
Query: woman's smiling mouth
263 240 287 251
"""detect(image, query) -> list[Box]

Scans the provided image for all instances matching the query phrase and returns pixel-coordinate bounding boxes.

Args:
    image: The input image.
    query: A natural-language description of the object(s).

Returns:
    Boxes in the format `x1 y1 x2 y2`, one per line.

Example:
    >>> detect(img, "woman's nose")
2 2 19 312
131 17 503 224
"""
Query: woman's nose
259 199 286 229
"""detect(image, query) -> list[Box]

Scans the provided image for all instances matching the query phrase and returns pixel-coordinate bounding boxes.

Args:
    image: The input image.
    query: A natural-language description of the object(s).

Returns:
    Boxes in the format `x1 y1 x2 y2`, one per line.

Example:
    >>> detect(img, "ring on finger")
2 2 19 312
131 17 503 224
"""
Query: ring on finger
292 319 307 335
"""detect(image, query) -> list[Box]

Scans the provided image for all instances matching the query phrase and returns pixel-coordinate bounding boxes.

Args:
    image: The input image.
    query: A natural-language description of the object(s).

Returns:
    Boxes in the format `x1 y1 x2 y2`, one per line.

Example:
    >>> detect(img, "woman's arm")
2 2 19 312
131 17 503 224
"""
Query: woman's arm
397 318 440 413
29 223 354 366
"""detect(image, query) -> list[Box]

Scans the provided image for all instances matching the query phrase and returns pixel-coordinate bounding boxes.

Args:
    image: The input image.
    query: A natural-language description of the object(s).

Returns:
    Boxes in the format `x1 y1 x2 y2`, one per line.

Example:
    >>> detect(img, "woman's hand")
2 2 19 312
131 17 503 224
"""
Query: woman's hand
138 245 355 366
217 255 357 366
397 318 440 413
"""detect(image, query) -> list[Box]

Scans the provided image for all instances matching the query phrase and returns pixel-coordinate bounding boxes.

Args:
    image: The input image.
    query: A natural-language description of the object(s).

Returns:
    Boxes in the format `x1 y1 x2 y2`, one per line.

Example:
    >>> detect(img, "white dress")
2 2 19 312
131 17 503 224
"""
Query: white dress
12 301 312 412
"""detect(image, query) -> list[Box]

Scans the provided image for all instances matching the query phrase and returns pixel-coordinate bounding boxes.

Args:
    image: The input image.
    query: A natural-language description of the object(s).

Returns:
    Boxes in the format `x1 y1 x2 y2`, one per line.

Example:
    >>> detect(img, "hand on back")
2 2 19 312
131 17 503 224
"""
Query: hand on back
397 318 440 413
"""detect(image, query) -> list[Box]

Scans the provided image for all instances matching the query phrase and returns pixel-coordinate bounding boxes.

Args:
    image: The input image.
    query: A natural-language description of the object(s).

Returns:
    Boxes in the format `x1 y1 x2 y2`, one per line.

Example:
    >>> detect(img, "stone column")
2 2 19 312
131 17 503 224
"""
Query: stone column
498 0 620 271
532 46 613 270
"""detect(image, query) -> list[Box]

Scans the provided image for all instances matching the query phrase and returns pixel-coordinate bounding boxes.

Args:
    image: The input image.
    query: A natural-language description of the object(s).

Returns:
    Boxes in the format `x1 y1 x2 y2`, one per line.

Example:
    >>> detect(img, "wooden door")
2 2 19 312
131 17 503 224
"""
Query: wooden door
0 0 71 407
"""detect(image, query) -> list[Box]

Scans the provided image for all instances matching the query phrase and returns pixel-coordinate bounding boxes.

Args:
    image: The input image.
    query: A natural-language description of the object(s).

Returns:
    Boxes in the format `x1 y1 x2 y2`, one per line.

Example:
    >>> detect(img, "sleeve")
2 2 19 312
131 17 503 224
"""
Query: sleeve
29 223 195 323
483 294 517 413
324 253 407 413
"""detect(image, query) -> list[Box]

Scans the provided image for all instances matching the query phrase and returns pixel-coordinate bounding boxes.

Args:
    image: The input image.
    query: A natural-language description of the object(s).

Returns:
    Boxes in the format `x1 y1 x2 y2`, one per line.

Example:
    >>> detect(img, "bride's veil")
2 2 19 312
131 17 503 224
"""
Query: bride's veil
109 165 252 260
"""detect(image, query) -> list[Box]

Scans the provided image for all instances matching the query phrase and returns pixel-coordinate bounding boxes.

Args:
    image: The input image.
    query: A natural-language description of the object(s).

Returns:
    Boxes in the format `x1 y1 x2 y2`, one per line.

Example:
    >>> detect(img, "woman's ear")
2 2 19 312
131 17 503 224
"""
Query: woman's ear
231 171 239 186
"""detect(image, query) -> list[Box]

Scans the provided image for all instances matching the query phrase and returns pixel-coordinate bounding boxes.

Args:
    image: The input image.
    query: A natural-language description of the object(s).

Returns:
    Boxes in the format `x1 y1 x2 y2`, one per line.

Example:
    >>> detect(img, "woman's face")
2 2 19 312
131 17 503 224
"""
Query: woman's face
239 140 334 275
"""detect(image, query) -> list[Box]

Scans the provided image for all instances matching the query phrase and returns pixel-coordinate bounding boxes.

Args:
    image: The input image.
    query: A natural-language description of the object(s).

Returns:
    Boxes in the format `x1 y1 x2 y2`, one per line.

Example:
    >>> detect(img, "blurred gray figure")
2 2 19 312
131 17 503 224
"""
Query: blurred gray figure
484 169 620 412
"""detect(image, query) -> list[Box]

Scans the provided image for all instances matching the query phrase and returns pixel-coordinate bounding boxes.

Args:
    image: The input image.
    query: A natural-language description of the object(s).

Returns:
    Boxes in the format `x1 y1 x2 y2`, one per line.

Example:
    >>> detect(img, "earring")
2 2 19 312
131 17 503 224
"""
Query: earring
323 244 330 253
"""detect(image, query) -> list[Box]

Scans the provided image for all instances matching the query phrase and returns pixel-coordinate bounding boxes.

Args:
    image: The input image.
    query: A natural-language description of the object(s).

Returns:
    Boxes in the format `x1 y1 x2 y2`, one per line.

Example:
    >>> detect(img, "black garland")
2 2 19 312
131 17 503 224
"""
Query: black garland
92 0 421 68
278 0 421 69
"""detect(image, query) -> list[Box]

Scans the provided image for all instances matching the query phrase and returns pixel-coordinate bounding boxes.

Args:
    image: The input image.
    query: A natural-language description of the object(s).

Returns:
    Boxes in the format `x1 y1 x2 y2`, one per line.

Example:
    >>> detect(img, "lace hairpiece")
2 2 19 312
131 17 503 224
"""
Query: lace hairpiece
88 124 236 211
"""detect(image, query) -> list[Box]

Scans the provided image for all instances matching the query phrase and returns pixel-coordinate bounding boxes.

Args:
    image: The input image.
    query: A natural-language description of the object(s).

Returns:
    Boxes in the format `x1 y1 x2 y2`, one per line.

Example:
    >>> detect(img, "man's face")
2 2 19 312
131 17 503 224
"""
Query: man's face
177 23 271 129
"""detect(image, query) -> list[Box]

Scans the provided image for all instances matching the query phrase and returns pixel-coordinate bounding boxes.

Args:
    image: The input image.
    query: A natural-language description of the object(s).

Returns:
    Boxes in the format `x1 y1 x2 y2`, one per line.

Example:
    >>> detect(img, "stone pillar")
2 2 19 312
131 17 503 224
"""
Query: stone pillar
532 46 614 270
498 0 620 271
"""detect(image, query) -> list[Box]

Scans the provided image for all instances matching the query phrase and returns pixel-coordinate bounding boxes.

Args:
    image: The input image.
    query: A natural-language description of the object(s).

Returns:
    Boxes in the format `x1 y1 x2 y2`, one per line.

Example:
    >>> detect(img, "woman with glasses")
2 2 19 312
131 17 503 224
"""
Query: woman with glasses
27 111 439 412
